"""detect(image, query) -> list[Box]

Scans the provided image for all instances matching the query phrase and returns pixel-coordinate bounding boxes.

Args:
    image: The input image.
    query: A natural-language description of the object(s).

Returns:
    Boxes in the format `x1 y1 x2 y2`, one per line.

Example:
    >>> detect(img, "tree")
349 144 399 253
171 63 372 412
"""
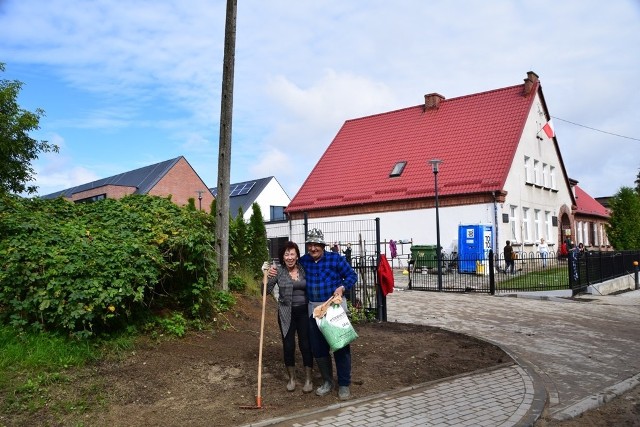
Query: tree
605 187 640 250
635 168 640 194
247 202 269 276
0 63 58 195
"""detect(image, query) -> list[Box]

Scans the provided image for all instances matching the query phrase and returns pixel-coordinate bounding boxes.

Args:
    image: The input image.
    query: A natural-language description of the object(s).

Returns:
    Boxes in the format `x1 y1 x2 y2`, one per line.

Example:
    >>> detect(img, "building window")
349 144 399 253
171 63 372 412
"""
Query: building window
524 156 531 183
576 221 584 246
545 211 552 242
533 160 540 185
389 161 407 177
270 206 286 221
522 207 530 242
534 209 541 241
550 166 557 189
542 163 549 188
510 205 518 241
75 194 106 203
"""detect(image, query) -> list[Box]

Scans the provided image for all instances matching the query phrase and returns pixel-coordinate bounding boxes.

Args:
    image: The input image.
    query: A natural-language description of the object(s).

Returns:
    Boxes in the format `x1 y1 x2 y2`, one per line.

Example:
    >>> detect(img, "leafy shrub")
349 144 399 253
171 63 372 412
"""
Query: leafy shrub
0 194 218 337
228 275 246 292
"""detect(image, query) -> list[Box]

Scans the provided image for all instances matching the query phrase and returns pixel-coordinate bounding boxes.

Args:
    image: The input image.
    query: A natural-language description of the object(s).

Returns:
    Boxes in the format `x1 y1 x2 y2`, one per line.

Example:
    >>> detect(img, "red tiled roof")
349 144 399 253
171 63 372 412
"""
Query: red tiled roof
574 185 609 218
287 82 538 212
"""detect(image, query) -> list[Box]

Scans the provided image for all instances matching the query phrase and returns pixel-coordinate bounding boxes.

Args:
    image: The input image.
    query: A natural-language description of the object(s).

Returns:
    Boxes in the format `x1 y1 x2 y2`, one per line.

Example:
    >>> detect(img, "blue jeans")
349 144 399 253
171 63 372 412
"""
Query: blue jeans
309 314 352 386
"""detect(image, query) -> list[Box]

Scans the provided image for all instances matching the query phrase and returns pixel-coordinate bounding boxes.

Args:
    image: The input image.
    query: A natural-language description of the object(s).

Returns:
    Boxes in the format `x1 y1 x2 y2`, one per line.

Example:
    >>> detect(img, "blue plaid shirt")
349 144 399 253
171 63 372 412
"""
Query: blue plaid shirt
299 250 357 302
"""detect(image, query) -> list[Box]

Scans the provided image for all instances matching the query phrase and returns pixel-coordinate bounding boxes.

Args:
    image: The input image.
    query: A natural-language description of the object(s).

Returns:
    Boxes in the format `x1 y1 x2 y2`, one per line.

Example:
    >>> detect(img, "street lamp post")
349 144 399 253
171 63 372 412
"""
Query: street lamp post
429 159 443 292
196 190 204 210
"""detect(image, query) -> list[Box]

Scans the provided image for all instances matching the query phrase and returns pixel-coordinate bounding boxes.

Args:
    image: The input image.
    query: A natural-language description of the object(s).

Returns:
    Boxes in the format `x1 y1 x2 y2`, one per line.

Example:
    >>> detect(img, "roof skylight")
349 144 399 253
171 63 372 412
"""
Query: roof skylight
390 161 407 177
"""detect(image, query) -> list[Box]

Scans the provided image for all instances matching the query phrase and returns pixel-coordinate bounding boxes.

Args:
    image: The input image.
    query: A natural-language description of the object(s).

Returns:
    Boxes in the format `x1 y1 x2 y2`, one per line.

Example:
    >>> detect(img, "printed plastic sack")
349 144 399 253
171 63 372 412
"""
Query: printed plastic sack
316 303 358 352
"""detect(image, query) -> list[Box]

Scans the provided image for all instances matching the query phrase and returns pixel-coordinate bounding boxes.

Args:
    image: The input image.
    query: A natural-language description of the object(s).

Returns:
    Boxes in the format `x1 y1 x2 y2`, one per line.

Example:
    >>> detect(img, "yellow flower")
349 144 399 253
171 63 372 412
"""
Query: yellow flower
108 305 116 312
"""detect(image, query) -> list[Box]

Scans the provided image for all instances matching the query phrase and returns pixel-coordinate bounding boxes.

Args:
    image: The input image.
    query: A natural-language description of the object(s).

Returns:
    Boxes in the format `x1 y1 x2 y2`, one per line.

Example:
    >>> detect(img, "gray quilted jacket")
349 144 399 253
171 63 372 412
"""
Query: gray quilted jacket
266 264 307 337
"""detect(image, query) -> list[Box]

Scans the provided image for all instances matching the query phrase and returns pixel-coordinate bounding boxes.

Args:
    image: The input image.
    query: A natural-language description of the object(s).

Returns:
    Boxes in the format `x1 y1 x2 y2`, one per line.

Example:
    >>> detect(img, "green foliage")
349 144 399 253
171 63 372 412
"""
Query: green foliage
0 63 59 195
186 197 196 211
229 207 247 271
247 203 269 277
228 274 246 292
606 187 640 250
0 194 218 337
155 313 187 337
211 290 236 312
0 324 133 416
347 300 376 324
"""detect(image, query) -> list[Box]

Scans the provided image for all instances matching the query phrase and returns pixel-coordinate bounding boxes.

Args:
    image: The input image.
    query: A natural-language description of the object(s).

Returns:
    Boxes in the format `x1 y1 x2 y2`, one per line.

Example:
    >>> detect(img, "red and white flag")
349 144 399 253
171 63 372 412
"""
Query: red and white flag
542 120 555 138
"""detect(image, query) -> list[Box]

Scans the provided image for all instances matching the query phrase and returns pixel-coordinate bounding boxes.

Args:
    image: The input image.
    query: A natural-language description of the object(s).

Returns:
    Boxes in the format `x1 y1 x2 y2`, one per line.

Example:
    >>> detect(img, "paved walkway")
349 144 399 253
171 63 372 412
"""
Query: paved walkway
245 279 640 427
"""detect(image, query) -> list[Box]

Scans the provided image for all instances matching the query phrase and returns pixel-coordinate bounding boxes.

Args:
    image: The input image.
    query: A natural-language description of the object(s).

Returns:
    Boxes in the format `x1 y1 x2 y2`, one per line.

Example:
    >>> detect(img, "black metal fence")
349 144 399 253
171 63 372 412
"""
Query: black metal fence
571 250 640 294
266 217 383 320
408 249 640 294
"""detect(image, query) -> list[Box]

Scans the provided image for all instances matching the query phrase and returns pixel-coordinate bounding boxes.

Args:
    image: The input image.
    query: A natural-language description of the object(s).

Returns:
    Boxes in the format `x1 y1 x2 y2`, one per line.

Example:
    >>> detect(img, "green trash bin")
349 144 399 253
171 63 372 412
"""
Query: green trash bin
411 245 437 270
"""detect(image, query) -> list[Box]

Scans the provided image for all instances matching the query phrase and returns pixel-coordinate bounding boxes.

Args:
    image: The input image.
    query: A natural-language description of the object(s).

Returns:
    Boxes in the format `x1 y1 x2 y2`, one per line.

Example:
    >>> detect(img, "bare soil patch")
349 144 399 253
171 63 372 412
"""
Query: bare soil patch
3 293 638 426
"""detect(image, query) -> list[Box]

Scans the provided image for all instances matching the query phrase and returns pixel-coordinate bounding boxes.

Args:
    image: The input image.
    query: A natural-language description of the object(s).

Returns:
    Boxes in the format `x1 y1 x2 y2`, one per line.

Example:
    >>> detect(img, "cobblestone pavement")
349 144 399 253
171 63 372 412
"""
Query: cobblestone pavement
245 272 640 426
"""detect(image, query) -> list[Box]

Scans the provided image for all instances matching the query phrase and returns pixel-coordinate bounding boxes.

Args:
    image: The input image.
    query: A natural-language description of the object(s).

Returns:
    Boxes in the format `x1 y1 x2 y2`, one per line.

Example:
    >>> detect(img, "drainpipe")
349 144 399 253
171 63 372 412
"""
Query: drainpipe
492 192 499 257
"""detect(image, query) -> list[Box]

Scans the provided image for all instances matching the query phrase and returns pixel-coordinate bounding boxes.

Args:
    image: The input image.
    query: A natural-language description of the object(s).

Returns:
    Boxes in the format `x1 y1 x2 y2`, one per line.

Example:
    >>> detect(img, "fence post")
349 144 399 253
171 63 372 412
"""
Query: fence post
489 249 495 295
374 218 386 322
634 261 639 291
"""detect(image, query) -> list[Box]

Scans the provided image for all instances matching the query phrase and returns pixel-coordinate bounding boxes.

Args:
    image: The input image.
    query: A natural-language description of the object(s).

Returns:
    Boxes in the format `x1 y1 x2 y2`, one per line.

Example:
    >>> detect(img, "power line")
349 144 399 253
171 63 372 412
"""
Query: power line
551 116 640 142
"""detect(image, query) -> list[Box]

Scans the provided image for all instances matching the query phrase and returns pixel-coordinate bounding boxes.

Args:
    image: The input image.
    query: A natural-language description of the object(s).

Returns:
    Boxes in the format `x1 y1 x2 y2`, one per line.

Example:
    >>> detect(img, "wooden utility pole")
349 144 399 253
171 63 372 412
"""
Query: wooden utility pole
216 0 237 291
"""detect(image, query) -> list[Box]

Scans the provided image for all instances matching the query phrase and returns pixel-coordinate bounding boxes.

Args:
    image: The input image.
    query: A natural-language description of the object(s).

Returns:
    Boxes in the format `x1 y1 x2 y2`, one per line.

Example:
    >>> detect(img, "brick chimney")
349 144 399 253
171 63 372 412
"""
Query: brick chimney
424 93 445 110
523 71 539 96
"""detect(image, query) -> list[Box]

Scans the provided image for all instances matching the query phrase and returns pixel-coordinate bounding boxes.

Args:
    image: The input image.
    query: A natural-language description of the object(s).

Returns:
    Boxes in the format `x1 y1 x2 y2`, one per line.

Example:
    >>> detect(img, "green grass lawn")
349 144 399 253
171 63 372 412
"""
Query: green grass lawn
0 325 135 421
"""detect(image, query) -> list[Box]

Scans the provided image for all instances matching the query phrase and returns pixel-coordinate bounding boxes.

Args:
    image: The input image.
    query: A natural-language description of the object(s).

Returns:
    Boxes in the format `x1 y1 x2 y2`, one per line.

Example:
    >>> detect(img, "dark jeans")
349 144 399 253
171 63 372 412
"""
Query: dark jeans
505 259 515 273
309 313 351 386
279 304 313 368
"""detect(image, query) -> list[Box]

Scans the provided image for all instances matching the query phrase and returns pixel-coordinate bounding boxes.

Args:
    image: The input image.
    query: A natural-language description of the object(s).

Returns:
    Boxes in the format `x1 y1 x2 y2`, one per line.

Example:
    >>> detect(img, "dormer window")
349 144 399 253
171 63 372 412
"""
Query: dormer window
390 161 407 177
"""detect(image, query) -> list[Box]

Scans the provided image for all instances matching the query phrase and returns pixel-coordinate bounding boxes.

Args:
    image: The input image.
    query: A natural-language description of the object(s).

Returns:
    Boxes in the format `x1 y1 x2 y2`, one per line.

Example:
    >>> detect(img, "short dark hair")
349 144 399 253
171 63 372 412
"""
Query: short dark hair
506 240 511 245
278 241 301 265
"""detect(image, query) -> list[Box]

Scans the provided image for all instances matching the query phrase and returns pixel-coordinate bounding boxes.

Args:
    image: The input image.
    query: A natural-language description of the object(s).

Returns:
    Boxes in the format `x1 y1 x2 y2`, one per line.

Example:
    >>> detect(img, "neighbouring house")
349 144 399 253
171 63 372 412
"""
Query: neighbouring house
571 181 610 250
211 176 291 222
284 71 603 256
40 156 214 210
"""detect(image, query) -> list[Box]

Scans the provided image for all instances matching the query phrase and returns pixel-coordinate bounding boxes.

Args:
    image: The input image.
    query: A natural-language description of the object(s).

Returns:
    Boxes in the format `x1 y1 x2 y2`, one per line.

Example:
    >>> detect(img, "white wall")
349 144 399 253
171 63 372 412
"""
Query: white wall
500 93 573 251
243 177 291 221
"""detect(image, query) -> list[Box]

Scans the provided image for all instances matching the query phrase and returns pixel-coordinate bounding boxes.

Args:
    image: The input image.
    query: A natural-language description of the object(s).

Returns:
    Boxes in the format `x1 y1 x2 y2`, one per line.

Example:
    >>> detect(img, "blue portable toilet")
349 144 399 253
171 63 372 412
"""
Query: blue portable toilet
458 224 493 273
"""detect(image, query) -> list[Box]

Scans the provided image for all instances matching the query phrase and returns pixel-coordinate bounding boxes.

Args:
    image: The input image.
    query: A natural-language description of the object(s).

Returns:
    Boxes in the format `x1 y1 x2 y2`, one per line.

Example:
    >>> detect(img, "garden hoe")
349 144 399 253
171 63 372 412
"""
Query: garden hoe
240 261 271 410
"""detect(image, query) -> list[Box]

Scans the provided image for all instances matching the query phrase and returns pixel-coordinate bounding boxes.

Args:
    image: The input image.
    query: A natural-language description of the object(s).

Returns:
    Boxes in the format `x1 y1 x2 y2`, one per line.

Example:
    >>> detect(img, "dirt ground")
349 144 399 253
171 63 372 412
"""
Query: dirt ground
4 293 639 427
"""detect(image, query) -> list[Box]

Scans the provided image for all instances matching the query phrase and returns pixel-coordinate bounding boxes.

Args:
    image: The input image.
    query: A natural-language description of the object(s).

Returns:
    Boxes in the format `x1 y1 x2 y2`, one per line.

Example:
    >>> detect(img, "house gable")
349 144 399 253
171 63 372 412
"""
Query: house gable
211 176 291 221
41 156 214 210
148 157 214 208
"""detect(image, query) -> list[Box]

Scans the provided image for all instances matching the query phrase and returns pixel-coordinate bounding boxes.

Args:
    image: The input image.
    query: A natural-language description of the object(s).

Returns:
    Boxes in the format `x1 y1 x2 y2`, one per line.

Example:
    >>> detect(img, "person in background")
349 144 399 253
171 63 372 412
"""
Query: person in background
271 229 357 400
265 241 314 393
331 242 340 253
538 238 549 268
504 240 515 274
578 242 585 254
342 242 352 266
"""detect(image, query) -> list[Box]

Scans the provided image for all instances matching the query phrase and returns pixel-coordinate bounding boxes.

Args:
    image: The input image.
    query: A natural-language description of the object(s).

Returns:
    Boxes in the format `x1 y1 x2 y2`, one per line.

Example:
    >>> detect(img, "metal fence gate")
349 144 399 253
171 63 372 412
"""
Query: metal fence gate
266 217 383 320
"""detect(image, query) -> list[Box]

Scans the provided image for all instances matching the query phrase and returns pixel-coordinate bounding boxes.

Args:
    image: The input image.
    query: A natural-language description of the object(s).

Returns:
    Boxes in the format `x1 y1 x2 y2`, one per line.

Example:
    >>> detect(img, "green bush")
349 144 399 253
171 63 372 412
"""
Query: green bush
0 194 218 337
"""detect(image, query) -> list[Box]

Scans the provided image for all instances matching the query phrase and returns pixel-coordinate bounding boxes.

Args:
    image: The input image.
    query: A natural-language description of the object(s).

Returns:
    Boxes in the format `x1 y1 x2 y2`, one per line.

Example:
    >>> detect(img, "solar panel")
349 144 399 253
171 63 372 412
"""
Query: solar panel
229 181 256 197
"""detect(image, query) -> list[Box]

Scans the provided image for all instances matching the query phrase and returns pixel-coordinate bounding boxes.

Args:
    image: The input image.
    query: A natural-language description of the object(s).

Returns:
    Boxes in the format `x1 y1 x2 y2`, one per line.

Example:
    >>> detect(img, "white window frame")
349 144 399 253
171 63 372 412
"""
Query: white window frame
550 166 557 189
544 211 552 242
533 160 540 185
510 205 518 241
522 207 530 242
524 156 531 183
542 163 549 188
534 209 541 241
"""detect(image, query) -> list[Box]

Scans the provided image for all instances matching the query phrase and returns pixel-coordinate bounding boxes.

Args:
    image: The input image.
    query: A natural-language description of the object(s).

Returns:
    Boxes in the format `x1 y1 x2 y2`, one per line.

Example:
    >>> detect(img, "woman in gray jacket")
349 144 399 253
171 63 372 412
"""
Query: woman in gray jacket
265 241 313 392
